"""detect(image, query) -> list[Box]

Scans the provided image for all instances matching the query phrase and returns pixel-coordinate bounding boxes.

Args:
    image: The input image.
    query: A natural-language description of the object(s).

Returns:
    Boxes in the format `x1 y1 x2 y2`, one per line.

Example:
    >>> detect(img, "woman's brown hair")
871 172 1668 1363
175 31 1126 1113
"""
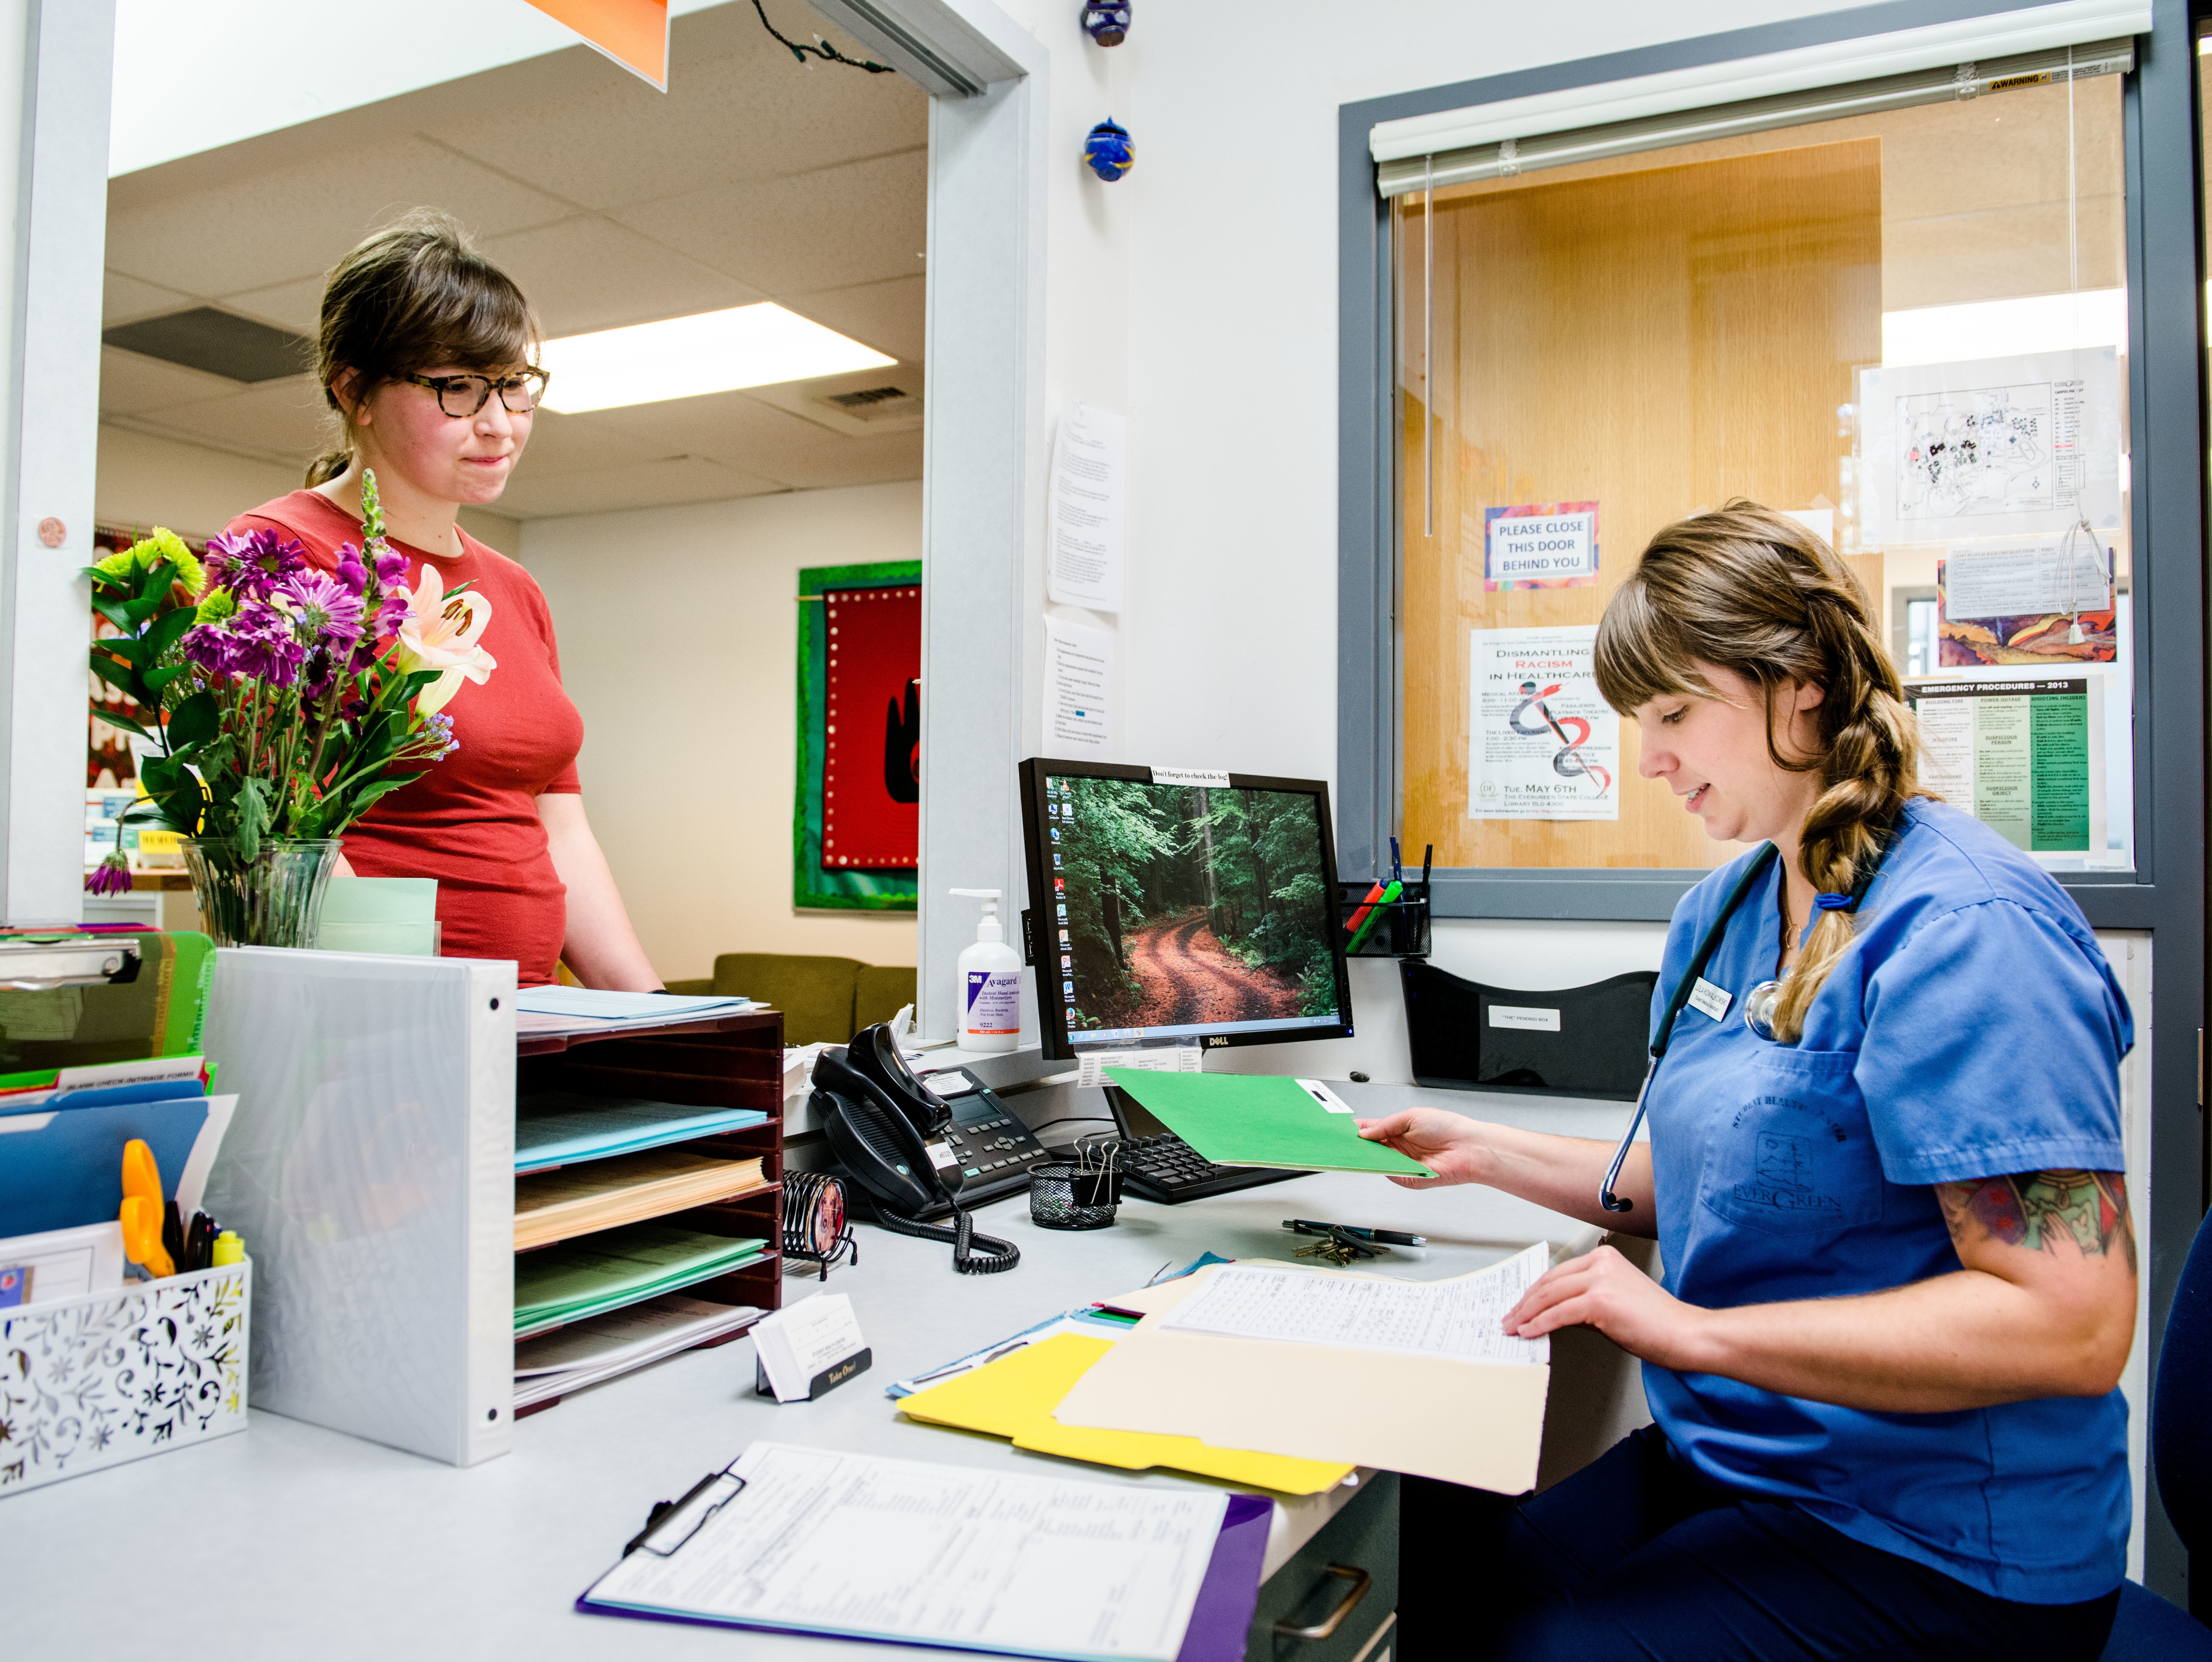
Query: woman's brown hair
1593 501 1923 1042
304 209 540 488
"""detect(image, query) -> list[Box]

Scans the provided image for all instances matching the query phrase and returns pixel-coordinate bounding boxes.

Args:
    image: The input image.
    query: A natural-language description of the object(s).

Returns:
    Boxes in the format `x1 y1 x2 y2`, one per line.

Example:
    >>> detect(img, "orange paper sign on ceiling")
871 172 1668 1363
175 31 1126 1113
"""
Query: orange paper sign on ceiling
525 0 671 90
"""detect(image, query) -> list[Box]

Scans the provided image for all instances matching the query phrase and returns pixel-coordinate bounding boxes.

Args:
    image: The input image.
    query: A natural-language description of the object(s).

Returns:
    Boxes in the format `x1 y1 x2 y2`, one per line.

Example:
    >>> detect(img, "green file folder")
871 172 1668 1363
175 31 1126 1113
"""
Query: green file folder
1103 1069 1433 1176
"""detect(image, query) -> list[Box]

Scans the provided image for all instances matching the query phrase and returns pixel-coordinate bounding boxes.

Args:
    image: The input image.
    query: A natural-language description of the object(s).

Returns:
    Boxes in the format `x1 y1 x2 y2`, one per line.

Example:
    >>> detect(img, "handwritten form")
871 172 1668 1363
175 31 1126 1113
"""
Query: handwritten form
1048 403 1126 612
1158 1243 1552 1365
586 1443 1226 1661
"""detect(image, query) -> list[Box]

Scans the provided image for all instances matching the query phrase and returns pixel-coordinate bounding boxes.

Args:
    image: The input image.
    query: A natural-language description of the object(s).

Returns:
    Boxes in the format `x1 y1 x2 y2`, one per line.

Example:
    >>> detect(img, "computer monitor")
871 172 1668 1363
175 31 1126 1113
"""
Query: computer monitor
1017 759 1355 1061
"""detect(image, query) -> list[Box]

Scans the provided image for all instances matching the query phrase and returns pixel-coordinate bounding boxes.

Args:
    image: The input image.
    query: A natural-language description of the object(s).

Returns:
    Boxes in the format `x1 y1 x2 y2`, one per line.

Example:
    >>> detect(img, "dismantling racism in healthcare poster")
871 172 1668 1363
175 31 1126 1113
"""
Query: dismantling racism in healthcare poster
1469 626 1619 821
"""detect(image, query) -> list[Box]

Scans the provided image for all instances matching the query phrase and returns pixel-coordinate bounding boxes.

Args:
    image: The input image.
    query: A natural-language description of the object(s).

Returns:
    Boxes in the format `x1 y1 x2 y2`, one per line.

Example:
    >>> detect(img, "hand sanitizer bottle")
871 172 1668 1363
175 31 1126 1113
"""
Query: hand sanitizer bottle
950 888 1022 1052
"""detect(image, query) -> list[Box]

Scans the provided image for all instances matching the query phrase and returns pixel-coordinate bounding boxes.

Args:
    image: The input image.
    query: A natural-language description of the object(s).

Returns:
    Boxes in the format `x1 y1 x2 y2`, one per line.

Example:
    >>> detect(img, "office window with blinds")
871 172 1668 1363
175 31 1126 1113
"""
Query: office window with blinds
1390 47 2137 876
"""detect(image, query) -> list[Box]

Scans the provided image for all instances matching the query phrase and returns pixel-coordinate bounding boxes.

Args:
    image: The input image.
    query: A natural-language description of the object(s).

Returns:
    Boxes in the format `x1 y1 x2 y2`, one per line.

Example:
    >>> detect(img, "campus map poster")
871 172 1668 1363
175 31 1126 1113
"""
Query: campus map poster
1857 347 2121 544
1468 626 1619 821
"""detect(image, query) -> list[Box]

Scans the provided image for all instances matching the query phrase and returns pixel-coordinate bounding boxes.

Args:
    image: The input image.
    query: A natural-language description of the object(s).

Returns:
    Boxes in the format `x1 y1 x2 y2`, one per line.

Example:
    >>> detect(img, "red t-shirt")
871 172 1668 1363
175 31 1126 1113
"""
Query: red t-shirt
226 491 585 985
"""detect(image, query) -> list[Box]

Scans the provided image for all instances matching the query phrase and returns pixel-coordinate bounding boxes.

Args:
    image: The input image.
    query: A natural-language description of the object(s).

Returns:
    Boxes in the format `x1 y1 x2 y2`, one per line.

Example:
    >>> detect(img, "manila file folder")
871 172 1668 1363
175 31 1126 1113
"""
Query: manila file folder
1050 1262 1551 1495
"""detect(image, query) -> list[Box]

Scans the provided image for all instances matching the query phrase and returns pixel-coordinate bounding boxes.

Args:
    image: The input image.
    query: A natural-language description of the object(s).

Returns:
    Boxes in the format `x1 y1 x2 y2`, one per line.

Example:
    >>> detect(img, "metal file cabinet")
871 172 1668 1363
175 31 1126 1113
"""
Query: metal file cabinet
1250 1473 1399 1662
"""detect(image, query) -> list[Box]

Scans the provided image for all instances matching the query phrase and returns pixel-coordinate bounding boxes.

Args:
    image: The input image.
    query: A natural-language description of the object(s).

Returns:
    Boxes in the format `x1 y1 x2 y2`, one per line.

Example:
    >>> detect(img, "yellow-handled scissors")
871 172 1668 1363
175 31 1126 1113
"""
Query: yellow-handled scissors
119 1138 174 1278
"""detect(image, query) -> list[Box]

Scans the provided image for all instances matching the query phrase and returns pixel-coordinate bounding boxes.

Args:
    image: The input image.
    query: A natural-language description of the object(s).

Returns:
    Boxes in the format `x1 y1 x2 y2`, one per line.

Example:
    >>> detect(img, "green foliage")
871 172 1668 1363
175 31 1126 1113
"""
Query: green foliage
82 479 460 862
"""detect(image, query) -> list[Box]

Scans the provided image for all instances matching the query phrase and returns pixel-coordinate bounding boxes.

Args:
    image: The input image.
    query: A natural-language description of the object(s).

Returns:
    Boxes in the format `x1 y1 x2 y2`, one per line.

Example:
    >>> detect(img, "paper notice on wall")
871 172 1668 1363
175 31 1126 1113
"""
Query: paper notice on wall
1469 626 1619 821
1048 403 1126 613
1045 615 1114 758
1857 348 2121 544
1483 502 1597 590
1908 677 2104 856
1941 535 2114 622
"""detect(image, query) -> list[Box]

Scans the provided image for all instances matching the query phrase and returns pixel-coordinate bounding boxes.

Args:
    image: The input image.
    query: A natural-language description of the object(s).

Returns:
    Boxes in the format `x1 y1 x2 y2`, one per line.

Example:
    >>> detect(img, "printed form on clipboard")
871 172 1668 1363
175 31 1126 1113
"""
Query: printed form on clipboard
578 1442 1269 1662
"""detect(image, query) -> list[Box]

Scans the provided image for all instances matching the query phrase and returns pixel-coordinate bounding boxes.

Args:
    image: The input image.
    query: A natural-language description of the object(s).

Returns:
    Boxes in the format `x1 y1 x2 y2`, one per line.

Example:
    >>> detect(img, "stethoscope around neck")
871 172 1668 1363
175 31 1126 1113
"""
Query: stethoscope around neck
1598 833 1895 1214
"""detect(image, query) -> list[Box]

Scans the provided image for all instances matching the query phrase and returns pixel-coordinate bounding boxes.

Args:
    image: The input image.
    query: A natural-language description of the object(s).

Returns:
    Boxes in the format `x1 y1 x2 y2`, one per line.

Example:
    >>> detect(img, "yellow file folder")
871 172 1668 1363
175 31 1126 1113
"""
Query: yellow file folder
898 1332 1356 1497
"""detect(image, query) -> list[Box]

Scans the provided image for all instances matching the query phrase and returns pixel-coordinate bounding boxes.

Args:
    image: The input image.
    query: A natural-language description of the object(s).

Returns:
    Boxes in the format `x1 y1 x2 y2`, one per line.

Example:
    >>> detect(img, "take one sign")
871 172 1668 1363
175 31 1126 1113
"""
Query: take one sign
1484 502 1599 591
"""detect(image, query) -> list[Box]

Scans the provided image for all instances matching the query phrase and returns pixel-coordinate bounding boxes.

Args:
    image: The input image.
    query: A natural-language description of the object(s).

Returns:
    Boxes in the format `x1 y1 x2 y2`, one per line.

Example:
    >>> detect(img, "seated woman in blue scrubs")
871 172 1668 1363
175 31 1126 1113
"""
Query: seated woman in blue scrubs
1363 502 2135 1661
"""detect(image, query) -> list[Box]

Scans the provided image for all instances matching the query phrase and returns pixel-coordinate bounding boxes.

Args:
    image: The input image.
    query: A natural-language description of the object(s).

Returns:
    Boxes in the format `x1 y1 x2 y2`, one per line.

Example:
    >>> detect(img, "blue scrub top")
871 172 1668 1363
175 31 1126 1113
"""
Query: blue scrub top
1644 797 2131 1604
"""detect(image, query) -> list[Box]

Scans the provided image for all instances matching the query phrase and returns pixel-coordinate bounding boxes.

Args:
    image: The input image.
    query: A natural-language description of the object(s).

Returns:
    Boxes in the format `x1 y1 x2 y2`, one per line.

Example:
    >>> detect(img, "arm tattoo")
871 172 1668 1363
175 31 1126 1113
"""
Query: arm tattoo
1936 1170 2137 1274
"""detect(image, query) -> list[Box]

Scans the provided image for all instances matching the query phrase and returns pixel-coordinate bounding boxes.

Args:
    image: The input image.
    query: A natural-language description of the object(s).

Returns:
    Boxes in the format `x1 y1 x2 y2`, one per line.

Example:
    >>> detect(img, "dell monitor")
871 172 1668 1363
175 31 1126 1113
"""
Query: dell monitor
1017 760 1355 1061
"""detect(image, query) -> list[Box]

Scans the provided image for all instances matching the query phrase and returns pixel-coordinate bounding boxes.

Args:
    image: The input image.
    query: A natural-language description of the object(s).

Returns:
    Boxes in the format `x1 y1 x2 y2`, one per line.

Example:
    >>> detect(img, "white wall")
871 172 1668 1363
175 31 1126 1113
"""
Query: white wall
519 483 921 981
975 0 1843 1058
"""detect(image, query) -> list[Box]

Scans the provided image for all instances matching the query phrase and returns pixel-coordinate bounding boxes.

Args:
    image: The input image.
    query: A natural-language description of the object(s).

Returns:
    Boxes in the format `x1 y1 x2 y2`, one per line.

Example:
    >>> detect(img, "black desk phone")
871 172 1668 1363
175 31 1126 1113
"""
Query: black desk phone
812 1025 1027 1274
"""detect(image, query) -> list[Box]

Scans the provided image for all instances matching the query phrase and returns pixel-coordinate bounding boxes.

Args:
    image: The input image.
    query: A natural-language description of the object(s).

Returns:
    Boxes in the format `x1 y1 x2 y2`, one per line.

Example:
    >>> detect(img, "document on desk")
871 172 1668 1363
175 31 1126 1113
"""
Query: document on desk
579 1442 1237 1661
1157 1242 1550 1365
1052 1256 1554 1495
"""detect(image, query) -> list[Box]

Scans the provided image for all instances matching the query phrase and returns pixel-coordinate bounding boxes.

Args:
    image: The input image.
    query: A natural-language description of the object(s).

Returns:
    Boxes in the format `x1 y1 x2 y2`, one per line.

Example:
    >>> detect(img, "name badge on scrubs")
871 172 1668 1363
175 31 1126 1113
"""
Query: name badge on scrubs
1687 977 1732 1021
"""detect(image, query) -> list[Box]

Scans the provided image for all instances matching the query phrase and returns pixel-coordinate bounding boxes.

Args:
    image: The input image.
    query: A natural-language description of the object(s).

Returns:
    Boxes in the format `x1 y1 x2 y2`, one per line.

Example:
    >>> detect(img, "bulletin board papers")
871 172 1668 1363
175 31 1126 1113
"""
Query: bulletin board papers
1908 677 2104 857
1048 403 1126 613
1857 348 2121 544
1045 616 1115 757
1483 502 1597 590
1469 627 1619 821
1943 535 2113 622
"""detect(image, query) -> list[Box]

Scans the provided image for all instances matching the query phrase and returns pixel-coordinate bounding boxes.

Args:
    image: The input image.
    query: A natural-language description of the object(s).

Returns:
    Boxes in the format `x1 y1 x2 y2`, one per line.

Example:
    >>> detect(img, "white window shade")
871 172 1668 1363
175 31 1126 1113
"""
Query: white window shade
1372 0 2147 197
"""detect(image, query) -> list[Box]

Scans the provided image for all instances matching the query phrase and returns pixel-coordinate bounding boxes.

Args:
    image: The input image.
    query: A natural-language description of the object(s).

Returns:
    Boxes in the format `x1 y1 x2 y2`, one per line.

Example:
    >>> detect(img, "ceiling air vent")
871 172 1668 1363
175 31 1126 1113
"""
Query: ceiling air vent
102 307 312 384
819 384 920 421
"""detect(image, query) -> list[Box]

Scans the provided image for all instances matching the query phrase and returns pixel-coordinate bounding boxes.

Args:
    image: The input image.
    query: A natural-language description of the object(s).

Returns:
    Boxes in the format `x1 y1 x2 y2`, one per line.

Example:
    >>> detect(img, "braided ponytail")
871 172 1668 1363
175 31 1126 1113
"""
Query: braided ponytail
1594 502 1925 1042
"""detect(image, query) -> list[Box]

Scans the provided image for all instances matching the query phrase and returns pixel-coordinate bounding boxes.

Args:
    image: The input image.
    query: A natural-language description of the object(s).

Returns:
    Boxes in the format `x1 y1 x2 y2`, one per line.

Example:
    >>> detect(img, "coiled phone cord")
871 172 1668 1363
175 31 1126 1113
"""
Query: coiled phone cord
851 1191 1021 1274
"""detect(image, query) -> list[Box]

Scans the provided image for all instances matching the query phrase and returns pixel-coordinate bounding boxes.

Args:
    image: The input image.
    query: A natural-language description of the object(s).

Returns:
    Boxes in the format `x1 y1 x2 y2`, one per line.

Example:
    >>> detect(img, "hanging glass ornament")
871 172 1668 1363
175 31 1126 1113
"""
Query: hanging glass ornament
1084 117 1134 182
1082 1 1130 46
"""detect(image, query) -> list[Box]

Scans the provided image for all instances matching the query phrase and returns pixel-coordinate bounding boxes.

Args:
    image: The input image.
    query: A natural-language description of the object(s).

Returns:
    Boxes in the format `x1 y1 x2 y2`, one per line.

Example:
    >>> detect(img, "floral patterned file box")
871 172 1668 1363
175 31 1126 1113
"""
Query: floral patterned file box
0 1260 249 1495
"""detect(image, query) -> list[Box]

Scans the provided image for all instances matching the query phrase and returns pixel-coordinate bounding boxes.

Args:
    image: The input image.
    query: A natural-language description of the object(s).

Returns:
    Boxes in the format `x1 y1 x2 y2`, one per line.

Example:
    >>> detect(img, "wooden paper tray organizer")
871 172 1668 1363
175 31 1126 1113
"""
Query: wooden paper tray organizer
514 1011 787 1415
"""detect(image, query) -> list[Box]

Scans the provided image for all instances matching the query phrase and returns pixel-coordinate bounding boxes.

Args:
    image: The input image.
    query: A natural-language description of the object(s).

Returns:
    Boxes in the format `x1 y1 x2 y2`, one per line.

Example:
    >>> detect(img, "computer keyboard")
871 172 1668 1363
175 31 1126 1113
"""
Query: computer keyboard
1116 1130 1304 1205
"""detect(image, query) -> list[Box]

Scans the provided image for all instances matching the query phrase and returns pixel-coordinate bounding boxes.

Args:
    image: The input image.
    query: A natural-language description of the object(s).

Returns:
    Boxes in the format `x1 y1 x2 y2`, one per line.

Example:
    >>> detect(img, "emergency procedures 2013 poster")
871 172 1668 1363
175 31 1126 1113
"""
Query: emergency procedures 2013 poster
1469 626 1619 821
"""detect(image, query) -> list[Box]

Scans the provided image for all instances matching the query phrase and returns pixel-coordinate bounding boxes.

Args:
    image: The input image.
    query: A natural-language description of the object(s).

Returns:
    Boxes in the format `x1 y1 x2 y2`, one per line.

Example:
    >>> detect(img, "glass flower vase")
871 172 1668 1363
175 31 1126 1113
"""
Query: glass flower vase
180 838 342 949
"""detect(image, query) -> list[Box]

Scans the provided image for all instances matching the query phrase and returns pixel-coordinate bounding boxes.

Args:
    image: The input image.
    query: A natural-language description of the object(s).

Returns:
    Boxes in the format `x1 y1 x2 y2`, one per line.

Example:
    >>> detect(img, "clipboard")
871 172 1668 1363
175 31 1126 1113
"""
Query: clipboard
578 1442 1273 1662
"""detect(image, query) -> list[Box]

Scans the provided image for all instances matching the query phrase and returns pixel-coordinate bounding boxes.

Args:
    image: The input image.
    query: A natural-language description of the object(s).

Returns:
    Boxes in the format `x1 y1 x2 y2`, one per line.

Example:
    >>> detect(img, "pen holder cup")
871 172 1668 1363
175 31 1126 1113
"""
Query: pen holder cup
1029 1164 1120 1231
1337 880 1432 958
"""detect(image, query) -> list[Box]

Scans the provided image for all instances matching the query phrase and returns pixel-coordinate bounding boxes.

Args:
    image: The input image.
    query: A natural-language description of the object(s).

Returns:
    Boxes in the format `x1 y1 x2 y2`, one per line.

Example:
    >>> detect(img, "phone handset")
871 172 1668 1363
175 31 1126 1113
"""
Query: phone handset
811 1049 1019 1275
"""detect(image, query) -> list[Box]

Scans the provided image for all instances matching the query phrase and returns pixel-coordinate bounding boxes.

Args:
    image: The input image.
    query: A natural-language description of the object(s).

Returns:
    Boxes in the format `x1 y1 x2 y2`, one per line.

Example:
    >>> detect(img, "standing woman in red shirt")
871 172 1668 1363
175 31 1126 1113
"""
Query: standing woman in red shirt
226 210 658 990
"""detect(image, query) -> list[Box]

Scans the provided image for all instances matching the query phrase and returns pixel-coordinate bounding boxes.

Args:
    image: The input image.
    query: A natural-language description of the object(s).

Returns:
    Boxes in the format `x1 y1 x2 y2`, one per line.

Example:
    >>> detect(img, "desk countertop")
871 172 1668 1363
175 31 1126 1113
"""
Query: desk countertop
5 1084 1634 1662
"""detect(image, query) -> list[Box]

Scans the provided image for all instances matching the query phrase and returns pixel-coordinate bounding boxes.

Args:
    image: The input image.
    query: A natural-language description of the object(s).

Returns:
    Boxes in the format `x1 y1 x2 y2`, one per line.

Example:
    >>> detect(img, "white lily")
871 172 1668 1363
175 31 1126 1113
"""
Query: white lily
390 563 496 717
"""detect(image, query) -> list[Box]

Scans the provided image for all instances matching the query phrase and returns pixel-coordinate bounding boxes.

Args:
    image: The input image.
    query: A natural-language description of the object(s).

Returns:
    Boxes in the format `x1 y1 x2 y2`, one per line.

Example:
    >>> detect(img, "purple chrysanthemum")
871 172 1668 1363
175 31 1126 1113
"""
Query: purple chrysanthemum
204 527 307 601
277 570 366 649
216 602 307 687
85 851 132 896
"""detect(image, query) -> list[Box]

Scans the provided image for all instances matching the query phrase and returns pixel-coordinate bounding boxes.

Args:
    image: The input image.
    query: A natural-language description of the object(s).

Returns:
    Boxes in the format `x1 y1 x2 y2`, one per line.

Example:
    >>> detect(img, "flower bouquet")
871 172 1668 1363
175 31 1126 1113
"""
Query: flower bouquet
85 472 495 946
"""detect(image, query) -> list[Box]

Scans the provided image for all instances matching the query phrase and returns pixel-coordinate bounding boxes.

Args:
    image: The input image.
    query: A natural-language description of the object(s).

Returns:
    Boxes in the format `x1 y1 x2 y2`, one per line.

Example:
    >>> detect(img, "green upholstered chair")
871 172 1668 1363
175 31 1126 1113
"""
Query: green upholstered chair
665 954 917 1045
853 964 918 1033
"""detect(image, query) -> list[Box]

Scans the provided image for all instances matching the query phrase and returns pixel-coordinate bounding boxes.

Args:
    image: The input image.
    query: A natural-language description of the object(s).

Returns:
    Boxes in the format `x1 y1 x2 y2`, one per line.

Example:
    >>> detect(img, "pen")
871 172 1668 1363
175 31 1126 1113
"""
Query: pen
1284 1219 1428 1248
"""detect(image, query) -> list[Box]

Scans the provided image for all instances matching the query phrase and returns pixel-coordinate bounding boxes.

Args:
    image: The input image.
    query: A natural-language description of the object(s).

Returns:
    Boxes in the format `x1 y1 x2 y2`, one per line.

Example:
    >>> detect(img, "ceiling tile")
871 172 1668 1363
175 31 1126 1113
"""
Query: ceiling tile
100 346 244 415
107 136 575 298
419 18 925 211
479 216 766 338
505 407 677 476
218 276 326 337
745 429 923 491
584 388 866 482
493 454 785 520
103 272 199 328
610 150 927 295
781 274 925 363
137 378 331 463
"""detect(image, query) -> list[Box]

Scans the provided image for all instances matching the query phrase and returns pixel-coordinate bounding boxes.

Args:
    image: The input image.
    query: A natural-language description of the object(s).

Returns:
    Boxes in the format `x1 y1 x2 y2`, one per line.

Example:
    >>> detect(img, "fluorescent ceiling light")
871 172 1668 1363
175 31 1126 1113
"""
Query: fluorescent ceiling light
1882 288 2127 367
538 304 897 414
